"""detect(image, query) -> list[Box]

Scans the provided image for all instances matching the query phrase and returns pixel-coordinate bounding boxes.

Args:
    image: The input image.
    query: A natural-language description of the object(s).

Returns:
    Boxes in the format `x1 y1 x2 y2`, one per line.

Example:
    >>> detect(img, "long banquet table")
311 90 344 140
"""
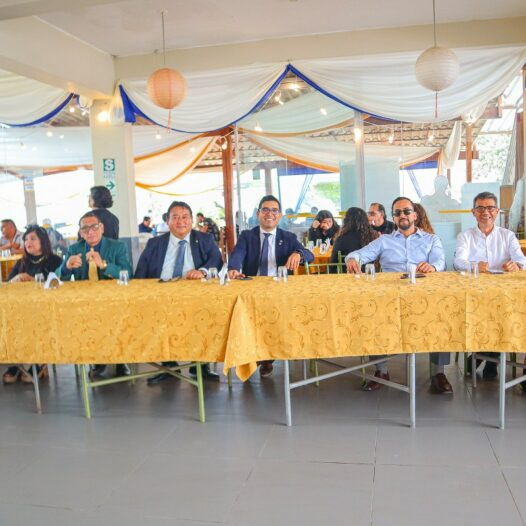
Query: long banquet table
2 272 525 381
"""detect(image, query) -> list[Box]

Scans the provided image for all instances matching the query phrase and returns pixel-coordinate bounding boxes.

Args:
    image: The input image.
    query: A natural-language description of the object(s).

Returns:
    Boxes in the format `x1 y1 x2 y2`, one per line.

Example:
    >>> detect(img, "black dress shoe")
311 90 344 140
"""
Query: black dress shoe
466 355 482 376
147 372 172 385
90 365 106 377
115 364 131 377
483 362 498 380
189 364 220 381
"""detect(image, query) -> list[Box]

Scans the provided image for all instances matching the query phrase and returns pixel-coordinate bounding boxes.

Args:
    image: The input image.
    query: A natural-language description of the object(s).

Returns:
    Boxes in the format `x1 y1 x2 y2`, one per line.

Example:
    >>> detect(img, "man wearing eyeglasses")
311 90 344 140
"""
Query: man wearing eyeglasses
367 203 396 235
228 195 314 378
59 211 133 377
346 197 451 393
454 191 526 380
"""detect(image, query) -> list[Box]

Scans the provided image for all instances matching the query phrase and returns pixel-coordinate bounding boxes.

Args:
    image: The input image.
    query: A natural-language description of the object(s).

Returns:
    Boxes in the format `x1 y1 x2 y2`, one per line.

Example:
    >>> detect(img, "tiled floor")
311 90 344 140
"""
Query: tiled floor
1 356 525 526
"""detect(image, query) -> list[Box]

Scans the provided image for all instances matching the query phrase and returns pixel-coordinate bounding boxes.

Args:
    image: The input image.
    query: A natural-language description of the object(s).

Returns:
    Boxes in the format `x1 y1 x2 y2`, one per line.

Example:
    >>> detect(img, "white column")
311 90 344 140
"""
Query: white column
354 111 366 209
20 169 42 226
90 99 140 266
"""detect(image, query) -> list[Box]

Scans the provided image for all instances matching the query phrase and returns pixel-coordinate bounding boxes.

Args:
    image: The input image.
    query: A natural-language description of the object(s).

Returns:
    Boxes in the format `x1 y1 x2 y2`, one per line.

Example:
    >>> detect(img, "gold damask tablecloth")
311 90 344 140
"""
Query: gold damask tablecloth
1 273 526 381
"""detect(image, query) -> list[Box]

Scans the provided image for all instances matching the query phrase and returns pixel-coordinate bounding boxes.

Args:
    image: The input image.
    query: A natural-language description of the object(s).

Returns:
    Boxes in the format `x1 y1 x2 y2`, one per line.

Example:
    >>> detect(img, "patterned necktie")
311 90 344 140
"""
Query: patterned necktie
172 239 187 278
259 233 271 276
88 249 99 281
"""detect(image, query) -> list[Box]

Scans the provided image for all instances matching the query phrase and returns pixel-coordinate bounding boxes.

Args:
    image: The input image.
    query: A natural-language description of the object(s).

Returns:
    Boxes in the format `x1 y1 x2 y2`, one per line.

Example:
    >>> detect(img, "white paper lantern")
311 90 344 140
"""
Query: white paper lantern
415 46 460 92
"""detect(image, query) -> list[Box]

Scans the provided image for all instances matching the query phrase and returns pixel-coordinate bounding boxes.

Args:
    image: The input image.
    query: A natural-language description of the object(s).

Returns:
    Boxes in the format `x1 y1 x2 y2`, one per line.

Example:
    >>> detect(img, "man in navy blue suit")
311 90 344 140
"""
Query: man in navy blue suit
228 195 314 378
135 200 223 384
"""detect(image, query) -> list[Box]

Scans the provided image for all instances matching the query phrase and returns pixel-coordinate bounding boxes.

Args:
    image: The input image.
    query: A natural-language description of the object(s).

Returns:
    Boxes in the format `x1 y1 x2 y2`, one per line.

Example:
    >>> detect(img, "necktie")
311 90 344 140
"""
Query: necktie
259 233 271 276
88 249 99 281
172 239 187 278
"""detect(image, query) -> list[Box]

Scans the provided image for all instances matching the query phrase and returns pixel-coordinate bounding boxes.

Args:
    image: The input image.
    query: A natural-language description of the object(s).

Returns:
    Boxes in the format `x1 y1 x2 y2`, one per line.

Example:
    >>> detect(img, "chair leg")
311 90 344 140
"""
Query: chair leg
408 354 416 428
80 365 91 419
463 353 468 377
227 368 233 390
196 362 206 423
32 365 42 415
511 352 516 378
284 360 292 426
455 352 459 364
499 352 506 429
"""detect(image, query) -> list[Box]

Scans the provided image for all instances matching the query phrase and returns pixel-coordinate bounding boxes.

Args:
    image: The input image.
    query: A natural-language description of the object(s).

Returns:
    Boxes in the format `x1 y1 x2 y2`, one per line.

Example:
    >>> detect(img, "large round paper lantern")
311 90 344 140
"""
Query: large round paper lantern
415 46 460 92
147 68 187 109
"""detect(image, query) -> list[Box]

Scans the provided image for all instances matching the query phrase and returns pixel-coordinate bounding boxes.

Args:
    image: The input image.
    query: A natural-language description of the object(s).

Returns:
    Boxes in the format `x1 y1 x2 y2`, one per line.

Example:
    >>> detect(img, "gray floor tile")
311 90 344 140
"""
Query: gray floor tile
373 464 523 526
261 421 377 464
502 467 526 522
0 504 84 526
376 424 498 467
227 459 374 526
110 453 255 522
487 425 526 467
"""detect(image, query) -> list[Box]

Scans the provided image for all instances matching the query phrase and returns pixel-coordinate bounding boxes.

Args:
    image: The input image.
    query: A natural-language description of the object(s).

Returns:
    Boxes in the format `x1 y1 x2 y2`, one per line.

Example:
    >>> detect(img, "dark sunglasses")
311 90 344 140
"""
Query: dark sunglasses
393 208 414 217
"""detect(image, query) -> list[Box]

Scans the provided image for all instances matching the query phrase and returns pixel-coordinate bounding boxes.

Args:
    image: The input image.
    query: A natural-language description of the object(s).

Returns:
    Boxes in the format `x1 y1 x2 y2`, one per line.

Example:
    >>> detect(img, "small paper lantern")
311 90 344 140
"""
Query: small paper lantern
415 46 460 92
147 68 187 109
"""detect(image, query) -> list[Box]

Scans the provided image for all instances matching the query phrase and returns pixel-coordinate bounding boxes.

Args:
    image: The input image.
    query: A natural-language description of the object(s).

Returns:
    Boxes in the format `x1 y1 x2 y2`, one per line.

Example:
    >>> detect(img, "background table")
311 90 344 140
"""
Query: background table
0 254 21 282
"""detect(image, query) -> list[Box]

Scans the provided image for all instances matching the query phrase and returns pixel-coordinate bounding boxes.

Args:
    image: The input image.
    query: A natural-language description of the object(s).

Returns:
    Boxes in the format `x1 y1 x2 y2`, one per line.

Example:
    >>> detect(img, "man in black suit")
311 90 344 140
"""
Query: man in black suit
135 200 223 384
228 195 314 378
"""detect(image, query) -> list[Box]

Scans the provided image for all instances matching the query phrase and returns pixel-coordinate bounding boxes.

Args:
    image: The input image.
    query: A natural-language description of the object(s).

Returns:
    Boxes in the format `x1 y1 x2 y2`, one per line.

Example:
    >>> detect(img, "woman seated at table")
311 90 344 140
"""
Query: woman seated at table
308 210 340 244
330 207 378 271
414 203 435 234
3 225 62 384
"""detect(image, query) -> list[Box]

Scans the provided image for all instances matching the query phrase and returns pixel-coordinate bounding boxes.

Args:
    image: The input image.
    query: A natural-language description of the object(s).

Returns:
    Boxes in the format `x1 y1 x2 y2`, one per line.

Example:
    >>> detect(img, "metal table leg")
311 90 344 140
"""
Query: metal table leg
80 364 91 419
196 362 205 423
284 360 292 426
32 365 42 415
409 353 416 428
499 352 506 430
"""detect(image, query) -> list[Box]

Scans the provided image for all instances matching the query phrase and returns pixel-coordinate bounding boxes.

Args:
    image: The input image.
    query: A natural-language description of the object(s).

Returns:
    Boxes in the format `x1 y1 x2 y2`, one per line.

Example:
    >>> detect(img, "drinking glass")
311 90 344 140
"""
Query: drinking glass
365 263 375 281
208 267 218 280
407 263 417 284
470 261 479 278
307 241 314 251
315 239 322 249
277 266 288 283
34 273 45 289
118 270 129 286
319 243 327 255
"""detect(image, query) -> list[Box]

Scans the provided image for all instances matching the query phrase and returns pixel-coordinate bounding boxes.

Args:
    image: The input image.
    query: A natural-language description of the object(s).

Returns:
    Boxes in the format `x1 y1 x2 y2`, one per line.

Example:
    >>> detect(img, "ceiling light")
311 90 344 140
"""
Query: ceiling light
254 124 263 132
320 107 327 116
69 107 75 113
428 132 434 143
155 133 162 140
353 127 362 142
278 100 284 105
59 134 65 139
97 110 109 123
388 132 394 144
190 147 196 153
221 141 228 150
46 131 53 137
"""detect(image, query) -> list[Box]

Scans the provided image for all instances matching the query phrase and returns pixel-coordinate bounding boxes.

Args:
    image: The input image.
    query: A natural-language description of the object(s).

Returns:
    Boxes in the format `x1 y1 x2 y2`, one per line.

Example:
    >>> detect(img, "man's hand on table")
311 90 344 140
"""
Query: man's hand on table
502 260 520 272
346 259 360 274
228 269 244 280
416 262 436 273
285 252 301 271
186 269 206 280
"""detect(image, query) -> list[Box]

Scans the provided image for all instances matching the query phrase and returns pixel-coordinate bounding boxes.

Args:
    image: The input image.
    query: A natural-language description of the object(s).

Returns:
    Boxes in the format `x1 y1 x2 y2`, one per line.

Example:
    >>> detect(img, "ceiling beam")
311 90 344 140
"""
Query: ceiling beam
0 16 115 98
116 16 526 79
0 0 128 20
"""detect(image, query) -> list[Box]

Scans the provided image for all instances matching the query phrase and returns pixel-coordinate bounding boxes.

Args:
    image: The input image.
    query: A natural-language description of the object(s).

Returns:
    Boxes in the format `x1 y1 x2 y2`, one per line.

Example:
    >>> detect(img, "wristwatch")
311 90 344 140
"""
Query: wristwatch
101 260 108 270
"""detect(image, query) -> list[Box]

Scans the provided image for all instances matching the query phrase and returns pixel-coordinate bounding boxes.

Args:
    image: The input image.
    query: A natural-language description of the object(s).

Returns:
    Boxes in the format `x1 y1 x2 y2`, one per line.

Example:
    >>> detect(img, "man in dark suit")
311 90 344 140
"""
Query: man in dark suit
135 200 223 384
228 195 314 378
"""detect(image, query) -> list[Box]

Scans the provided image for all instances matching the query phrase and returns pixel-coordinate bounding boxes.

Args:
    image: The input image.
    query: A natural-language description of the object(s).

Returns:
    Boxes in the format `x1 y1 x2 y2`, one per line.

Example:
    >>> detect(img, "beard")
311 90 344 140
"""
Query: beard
397 218 413 231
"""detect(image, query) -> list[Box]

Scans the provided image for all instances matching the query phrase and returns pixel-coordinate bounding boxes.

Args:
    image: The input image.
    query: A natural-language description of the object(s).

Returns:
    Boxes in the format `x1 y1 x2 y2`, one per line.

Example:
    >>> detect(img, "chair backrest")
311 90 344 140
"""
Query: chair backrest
304 260 344 275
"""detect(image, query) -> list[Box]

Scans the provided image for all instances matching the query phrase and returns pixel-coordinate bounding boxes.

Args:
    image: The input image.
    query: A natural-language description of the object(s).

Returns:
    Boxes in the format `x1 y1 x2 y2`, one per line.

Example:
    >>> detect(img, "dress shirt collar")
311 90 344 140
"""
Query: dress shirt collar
259 227 277 237
170 232 191 244
475 224 496 238
392 227 424 239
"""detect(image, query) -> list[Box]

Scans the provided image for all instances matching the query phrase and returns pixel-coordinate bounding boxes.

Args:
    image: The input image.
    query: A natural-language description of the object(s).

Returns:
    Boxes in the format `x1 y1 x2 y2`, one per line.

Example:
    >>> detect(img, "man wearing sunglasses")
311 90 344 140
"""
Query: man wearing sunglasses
228 195 314 378
454 191 526 380
346 197 451 393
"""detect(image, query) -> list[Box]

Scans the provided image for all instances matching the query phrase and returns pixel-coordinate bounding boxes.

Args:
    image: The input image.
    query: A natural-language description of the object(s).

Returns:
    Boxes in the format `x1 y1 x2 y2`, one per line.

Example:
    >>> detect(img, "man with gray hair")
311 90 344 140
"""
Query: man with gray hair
454 190 526 379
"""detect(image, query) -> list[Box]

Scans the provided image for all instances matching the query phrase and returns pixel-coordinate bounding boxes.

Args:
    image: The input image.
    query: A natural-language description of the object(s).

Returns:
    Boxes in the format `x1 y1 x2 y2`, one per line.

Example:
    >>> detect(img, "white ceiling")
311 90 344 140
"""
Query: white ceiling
33 0 526 57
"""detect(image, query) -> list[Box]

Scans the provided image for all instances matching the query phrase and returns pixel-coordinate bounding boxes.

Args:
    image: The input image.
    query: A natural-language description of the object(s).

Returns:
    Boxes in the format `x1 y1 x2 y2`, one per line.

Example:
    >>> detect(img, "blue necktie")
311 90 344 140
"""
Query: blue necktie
172 240 186 278
259 233 271 276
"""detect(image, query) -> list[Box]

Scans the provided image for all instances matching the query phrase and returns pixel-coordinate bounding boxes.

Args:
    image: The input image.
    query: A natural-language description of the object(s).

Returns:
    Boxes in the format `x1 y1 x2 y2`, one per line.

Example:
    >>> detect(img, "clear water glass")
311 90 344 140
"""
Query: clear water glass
118 270 129 286
277 266 288 282
470 261 479 278
407 263 417 284
208 267 218 280
307 241 314 251
365 263 375 281
315 239 322 249
34 273 45 288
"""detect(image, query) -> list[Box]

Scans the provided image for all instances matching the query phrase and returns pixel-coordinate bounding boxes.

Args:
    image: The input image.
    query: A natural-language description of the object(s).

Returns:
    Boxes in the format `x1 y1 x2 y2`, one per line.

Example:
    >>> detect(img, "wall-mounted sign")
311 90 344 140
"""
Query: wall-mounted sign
103 158 117 197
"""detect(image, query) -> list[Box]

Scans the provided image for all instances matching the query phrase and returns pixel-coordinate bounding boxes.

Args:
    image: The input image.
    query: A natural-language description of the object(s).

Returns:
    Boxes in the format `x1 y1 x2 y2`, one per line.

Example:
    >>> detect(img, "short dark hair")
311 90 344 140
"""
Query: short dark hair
258 195 281 211
196 212 204 218
23 225 52 259
167 201 193 217
1 219 16 230
143 216 151 222
369 202 386 219
473 192 498 208
90 186 113 209
162 212 168 222
78 211 99 226
391 196 415 213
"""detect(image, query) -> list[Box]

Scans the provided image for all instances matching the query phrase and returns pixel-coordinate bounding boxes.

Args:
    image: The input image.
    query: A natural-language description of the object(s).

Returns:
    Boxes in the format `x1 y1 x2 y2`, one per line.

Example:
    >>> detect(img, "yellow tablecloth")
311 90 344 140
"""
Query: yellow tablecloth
1 273 526 381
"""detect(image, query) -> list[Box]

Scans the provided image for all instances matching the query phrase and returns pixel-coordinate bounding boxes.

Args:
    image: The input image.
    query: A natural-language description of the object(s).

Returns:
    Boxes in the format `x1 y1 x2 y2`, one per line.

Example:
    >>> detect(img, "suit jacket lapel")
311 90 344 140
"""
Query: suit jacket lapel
189 231 201 268
253 227 261 269
158 234 171 276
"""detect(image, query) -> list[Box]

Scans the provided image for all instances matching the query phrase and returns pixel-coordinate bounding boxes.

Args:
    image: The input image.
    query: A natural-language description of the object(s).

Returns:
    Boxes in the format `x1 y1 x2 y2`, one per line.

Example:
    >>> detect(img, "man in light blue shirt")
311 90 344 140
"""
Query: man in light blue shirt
345 197 452 394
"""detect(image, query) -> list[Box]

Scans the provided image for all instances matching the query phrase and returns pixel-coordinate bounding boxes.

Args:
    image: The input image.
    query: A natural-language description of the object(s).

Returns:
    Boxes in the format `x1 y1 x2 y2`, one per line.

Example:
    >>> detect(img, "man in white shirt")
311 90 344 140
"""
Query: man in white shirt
454 191 526 379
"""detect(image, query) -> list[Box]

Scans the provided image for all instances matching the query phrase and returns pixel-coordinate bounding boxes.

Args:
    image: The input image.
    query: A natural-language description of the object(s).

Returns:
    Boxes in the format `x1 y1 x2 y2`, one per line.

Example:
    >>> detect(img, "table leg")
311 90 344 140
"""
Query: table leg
499 352 506 430
409 353 416 428
80 365 91 419
472 353 477 388
227 368 233 390
284 360 292 426
196 362 205 423
32 365 42 415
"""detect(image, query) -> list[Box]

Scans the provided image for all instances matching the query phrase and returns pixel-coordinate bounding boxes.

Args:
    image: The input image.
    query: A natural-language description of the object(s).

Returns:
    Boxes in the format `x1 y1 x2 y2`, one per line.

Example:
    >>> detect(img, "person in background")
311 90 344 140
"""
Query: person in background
3 225 62 384
305 206 319 227
367 203 396 235
0 219 24 255
154 213 170 235
42 218 68 255
308 210 340 244
330 208 378 270
228 195 314 378
196 212 220 243
135 201 223 384
88 186 119 240
278 208 294 231
414 203 435 234
139 216 153 233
